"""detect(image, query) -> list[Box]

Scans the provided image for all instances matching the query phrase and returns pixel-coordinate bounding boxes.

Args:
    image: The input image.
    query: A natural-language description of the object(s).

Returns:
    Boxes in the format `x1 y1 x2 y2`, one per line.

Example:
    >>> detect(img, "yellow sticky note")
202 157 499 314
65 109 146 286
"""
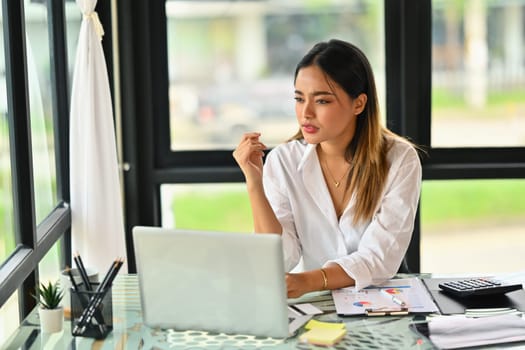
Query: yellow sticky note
299 327 347 346
304 319 346 330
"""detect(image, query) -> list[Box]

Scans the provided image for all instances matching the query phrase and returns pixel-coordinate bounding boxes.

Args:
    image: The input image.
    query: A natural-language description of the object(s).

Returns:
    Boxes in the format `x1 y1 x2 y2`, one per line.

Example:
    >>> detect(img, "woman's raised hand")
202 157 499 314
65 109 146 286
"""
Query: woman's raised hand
233 132 267 184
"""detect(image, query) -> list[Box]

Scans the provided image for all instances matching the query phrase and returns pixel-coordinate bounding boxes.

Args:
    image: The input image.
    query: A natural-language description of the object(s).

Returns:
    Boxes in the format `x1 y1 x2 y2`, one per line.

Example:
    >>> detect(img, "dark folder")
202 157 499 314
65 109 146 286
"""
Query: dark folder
422 278 525 315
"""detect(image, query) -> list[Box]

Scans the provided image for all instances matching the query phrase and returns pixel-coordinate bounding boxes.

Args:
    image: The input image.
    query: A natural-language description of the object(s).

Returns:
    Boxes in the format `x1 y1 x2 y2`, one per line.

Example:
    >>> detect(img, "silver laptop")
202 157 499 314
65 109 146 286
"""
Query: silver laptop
132 226 307 338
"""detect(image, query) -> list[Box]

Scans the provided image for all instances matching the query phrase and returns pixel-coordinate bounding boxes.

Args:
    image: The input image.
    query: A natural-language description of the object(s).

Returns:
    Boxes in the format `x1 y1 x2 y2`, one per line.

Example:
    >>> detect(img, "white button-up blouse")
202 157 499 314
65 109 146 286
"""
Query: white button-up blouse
263 136 422 290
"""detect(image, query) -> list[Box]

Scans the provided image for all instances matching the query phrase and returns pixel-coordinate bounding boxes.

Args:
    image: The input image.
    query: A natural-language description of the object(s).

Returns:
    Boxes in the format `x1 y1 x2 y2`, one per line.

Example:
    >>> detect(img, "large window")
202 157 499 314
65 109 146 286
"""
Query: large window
38 241 62 287
65 1 81 82
0 293 19 345
25 0 58 223
165 0 386 151
0 4 18 342
0 4 15 263
0 115 14 263
419 0 525 274
420 179 525 273
432 0 525 147
161 183 251 231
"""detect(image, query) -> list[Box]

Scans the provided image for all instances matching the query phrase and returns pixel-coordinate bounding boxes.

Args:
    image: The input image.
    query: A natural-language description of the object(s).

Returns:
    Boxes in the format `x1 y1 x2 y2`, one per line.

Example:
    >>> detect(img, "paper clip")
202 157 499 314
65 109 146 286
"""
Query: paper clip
365 307 409 316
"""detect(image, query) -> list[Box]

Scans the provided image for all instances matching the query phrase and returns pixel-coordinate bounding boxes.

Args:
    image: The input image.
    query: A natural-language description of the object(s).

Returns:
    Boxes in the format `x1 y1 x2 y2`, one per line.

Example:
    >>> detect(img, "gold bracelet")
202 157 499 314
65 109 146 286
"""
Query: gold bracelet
320 268 328 290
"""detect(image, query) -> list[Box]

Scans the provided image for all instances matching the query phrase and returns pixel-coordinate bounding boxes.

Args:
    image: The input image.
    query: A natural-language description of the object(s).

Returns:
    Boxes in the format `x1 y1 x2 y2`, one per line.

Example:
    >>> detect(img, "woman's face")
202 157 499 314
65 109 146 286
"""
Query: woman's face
294 65 365 147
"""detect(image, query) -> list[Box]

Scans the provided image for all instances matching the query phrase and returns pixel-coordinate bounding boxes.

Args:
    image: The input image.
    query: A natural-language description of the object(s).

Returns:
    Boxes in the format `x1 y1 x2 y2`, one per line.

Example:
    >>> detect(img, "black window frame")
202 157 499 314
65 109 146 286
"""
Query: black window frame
0 0 71 320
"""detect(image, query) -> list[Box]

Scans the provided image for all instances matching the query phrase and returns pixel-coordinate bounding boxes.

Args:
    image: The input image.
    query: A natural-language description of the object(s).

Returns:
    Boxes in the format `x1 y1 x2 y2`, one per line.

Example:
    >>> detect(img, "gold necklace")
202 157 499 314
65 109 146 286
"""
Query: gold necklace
323 159 352 188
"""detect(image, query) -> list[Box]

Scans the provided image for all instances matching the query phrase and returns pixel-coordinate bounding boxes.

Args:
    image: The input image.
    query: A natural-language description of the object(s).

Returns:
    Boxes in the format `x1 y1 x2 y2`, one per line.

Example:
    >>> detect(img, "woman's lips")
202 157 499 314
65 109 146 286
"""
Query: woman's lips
302 124 318 134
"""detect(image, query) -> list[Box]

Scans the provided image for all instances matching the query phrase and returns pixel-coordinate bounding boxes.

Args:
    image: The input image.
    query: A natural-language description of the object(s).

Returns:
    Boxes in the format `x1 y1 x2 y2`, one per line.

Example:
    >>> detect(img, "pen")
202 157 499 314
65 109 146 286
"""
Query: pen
365 308 409 316
380 289 406 307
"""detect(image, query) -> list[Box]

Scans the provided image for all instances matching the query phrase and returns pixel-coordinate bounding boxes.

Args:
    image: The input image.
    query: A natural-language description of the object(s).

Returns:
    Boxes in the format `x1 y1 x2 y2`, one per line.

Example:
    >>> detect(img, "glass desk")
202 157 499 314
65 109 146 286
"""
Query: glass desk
1 274 438 349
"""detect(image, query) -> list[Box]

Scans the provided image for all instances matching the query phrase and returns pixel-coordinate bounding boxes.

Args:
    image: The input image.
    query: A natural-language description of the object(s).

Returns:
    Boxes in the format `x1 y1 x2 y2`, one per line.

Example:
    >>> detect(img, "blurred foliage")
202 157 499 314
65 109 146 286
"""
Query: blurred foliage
170 179 525 232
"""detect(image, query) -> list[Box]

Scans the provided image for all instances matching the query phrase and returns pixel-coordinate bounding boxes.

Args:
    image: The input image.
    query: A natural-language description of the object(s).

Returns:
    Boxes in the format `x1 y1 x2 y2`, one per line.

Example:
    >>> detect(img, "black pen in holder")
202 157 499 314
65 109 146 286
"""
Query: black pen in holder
70 283 113 339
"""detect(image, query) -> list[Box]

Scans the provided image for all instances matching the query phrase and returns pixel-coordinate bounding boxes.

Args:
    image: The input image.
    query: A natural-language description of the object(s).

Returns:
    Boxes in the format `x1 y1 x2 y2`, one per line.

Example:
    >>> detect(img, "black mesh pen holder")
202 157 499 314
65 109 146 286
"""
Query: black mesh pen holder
70 283 113 339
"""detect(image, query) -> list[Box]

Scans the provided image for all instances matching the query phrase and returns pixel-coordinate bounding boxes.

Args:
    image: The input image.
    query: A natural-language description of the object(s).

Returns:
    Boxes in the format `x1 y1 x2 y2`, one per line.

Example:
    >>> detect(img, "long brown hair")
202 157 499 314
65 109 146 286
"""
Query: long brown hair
290 39 399 224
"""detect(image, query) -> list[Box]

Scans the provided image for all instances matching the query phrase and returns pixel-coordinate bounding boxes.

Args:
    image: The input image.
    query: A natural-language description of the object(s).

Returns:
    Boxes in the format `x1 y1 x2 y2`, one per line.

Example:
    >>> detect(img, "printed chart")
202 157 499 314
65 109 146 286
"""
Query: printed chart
332 278 439 315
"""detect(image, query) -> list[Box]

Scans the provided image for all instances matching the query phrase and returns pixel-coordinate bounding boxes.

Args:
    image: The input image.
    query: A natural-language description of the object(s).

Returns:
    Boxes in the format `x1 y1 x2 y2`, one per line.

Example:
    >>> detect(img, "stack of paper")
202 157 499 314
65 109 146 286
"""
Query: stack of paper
464 307 522 318
428 314 525 349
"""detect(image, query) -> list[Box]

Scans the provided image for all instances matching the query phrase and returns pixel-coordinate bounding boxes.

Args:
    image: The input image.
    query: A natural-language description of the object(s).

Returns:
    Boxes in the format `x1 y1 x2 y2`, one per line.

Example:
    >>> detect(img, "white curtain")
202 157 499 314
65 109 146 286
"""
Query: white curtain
69 0 127 274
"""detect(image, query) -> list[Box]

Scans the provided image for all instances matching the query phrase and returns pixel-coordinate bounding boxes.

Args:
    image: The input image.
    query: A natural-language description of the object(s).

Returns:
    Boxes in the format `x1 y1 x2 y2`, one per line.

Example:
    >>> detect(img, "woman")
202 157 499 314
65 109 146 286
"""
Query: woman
233 39 421 298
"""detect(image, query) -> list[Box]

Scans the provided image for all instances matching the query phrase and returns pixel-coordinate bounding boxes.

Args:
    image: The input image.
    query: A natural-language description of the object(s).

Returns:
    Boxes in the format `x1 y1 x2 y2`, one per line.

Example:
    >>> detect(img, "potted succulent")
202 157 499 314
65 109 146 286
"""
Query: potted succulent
33 281 64 333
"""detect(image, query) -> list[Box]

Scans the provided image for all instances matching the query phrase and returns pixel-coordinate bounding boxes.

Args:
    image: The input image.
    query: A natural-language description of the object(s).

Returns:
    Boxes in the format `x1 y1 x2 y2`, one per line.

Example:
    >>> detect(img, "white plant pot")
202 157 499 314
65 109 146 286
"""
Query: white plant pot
39 307 64 333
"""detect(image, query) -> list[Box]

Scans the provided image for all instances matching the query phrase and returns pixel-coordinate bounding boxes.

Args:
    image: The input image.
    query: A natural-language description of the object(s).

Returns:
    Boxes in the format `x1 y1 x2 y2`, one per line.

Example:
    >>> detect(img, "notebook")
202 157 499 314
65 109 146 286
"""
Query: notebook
132 226 308 338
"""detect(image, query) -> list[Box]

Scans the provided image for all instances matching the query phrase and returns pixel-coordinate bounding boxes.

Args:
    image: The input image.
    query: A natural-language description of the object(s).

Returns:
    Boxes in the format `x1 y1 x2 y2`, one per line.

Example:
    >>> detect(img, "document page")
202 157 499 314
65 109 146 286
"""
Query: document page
332 277 439 316
427 314 525 349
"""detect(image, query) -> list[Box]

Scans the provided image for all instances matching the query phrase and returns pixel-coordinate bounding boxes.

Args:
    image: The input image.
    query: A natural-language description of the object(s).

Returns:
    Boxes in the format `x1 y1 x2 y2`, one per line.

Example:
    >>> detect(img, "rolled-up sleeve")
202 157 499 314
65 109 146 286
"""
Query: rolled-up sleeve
327 145 422 290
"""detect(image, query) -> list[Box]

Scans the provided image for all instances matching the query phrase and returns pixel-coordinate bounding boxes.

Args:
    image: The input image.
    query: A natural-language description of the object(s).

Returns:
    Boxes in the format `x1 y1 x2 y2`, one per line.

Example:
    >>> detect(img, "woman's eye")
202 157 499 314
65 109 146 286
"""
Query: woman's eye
316 99 329 105
294 97 304 103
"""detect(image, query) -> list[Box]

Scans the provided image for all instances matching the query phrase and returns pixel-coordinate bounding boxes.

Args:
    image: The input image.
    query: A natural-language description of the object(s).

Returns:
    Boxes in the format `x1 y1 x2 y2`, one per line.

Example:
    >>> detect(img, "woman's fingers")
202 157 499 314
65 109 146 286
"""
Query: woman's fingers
239 132 267 148
240 131 261 141
233 133 266 162
232 132 268 183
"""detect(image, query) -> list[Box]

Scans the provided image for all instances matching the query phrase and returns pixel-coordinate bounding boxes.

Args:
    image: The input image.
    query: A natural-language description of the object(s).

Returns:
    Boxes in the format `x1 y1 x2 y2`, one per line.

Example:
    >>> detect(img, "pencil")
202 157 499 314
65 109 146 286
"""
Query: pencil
95 258 123 294
73 253 93 291
65 266 80 292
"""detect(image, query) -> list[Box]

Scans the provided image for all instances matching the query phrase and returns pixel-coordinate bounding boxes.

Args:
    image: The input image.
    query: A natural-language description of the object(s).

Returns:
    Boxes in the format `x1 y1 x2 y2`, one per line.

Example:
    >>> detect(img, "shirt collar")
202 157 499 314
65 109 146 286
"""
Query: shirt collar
297 141 318 172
